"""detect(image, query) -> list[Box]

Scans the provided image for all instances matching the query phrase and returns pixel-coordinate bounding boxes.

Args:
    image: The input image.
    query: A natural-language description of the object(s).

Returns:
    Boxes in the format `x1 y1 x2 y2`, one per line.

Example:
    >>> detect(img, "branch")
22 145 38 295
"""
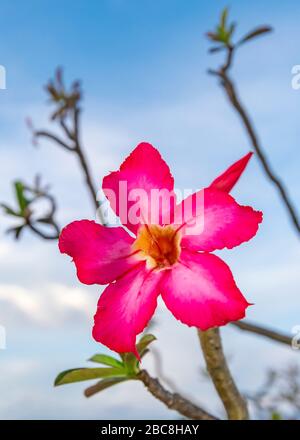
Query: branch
59 117 75 141
35 130 74 151
198 328 249 420
137 369 218 420
72 107 99 213
209 45 300 235
33 70 105 221
2 177 60 241
27 222 59 240
25 179 60 240
231 320 292 346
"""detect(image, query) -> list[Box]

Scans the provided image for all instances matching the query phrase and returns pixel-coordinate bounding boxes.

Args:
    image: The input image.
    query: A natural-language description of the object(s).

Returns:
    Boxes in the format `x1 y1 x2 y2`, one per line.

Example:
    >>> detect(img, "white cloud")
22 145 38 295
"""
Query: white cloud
0 283 96 328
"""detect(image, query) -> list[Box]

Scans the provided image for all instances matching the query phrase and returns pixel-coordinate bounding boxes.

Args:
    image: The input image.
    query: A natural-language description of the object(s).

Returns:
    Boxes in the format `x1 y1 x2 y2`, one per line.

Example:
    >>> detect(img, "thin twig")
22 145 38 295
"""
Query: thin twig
23 181 60 240
60 118 75 141
27 222 59 240
231 320 292 346
35 130 74 151
198 328 249 420
209 46 300 235
35 106 103 219
138 369 218 420
72 107 99 213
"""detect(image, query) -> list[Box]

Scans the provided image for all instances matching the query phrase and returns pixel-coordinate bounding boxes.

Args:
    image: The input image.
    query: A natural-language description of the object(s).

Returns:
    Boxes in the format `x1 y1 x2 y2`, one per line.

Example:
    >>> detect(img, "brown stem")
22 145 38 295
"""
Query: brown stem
73 109 98 212
231 320 292 346
209 47 300 235
138 369 218 420
198 328 249 420
35 130 74 152
60 118 75 141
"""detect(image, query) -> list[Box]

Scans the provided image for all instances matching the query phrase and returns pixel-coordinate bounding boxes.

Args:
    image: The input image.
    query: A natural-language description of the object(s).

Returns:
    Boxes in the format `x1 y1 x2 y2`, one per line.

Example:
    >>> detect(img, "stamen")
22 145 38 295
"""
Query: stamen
132 224 182 269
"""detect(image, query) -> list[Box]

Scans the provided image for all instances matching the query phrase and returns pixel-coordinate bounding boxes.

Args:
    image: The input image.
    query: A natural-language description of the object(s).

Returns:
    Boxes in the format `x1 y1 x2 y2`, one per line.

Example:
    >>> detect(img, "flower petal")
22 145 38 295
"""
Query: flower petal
161 249 250 330
102 142 175 234
175 187 262 252
59 220 137 285
209 152 253 193
92 263 162 355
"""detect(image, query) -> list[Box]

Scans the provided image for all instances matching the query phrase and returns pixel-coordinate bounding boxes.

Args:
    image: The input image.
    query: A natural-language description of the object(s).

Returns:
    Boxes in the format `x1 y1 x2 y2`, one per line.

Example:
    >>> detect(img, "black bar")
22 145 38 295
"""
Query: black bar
0 420 299 438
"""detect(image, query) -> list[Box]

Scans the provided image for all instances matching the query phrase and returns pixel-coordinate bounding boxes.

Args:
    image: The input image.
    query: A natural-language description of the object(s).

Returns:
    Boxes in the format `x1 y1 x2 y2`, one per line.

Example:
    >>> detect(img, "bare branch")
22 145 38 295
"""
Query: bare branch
198 328 249 420
138 369 218 420
72 107 99 213
59 118 75 141
27 222 59 240
208 44 300 235
33 70 105 222
231 320 292 346
35 130 74 151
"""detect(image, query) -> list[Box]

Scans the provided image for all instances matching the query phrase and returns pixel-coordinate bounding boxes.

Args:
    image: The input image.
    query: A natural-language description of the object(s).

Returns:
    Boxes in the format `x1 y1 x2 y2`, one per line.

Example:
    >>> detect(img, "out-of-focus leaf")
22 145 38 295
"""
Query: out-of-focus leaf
84 377 128 398
140 348 149 358
55 67 64 88
228 22 236 38
271 411 282 420
54 367 126 386
206 32 221 42
215 25 231 45
6 225 24 240
14 181 29 214
220 8 228 30
238 26 272 45
209 46 226 54
1 203 21 217
88 354 124 369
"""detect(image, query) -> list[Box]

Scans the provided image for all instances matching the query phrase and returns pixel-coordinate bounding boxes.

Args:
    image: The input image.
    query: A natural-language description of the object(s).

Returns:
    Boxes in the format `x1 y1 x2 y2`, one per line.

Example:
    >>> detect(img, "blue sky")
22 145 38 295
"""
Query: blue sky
0 0 300 419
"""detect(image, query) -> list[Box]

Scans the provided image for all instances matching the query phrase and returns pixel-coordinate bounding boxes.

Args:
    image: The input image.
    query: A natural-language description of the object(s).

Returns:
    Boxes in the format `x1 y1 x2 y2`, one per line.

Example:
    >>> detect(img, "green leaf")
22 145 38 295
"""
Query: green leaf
238 26 272 45
14 181 29 214
220 7 228 30
216 26 230 44
84 377 128 398
88 354 124 369
54 367 126 386
121 334 157 376
122 353 140 376
136 334 156 358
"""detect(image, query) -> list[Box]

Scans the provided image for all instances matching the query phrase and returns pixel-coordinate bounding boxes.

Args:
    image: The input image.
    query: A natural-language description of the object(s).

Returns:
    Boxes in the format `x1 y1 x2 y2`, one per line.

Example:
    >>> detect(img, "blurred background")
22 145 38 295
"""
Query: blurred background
0 0 299 419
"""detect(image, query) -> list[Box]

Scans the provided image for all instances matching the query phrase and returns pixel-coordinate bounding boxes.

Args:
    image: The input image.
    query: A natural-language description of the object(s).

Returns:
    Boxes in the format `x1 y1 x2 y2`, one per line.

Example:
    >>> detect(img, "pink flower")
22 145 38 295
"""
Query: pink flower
59 143 262 357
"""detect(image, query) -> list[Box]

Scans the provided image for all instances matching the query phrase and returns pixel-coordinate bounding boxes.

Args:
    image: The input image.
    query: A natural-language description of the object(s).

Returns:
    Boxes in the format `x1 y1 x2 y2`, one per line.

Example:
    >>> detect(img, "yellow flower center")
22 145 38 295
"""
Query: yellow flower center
132 224 181 269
